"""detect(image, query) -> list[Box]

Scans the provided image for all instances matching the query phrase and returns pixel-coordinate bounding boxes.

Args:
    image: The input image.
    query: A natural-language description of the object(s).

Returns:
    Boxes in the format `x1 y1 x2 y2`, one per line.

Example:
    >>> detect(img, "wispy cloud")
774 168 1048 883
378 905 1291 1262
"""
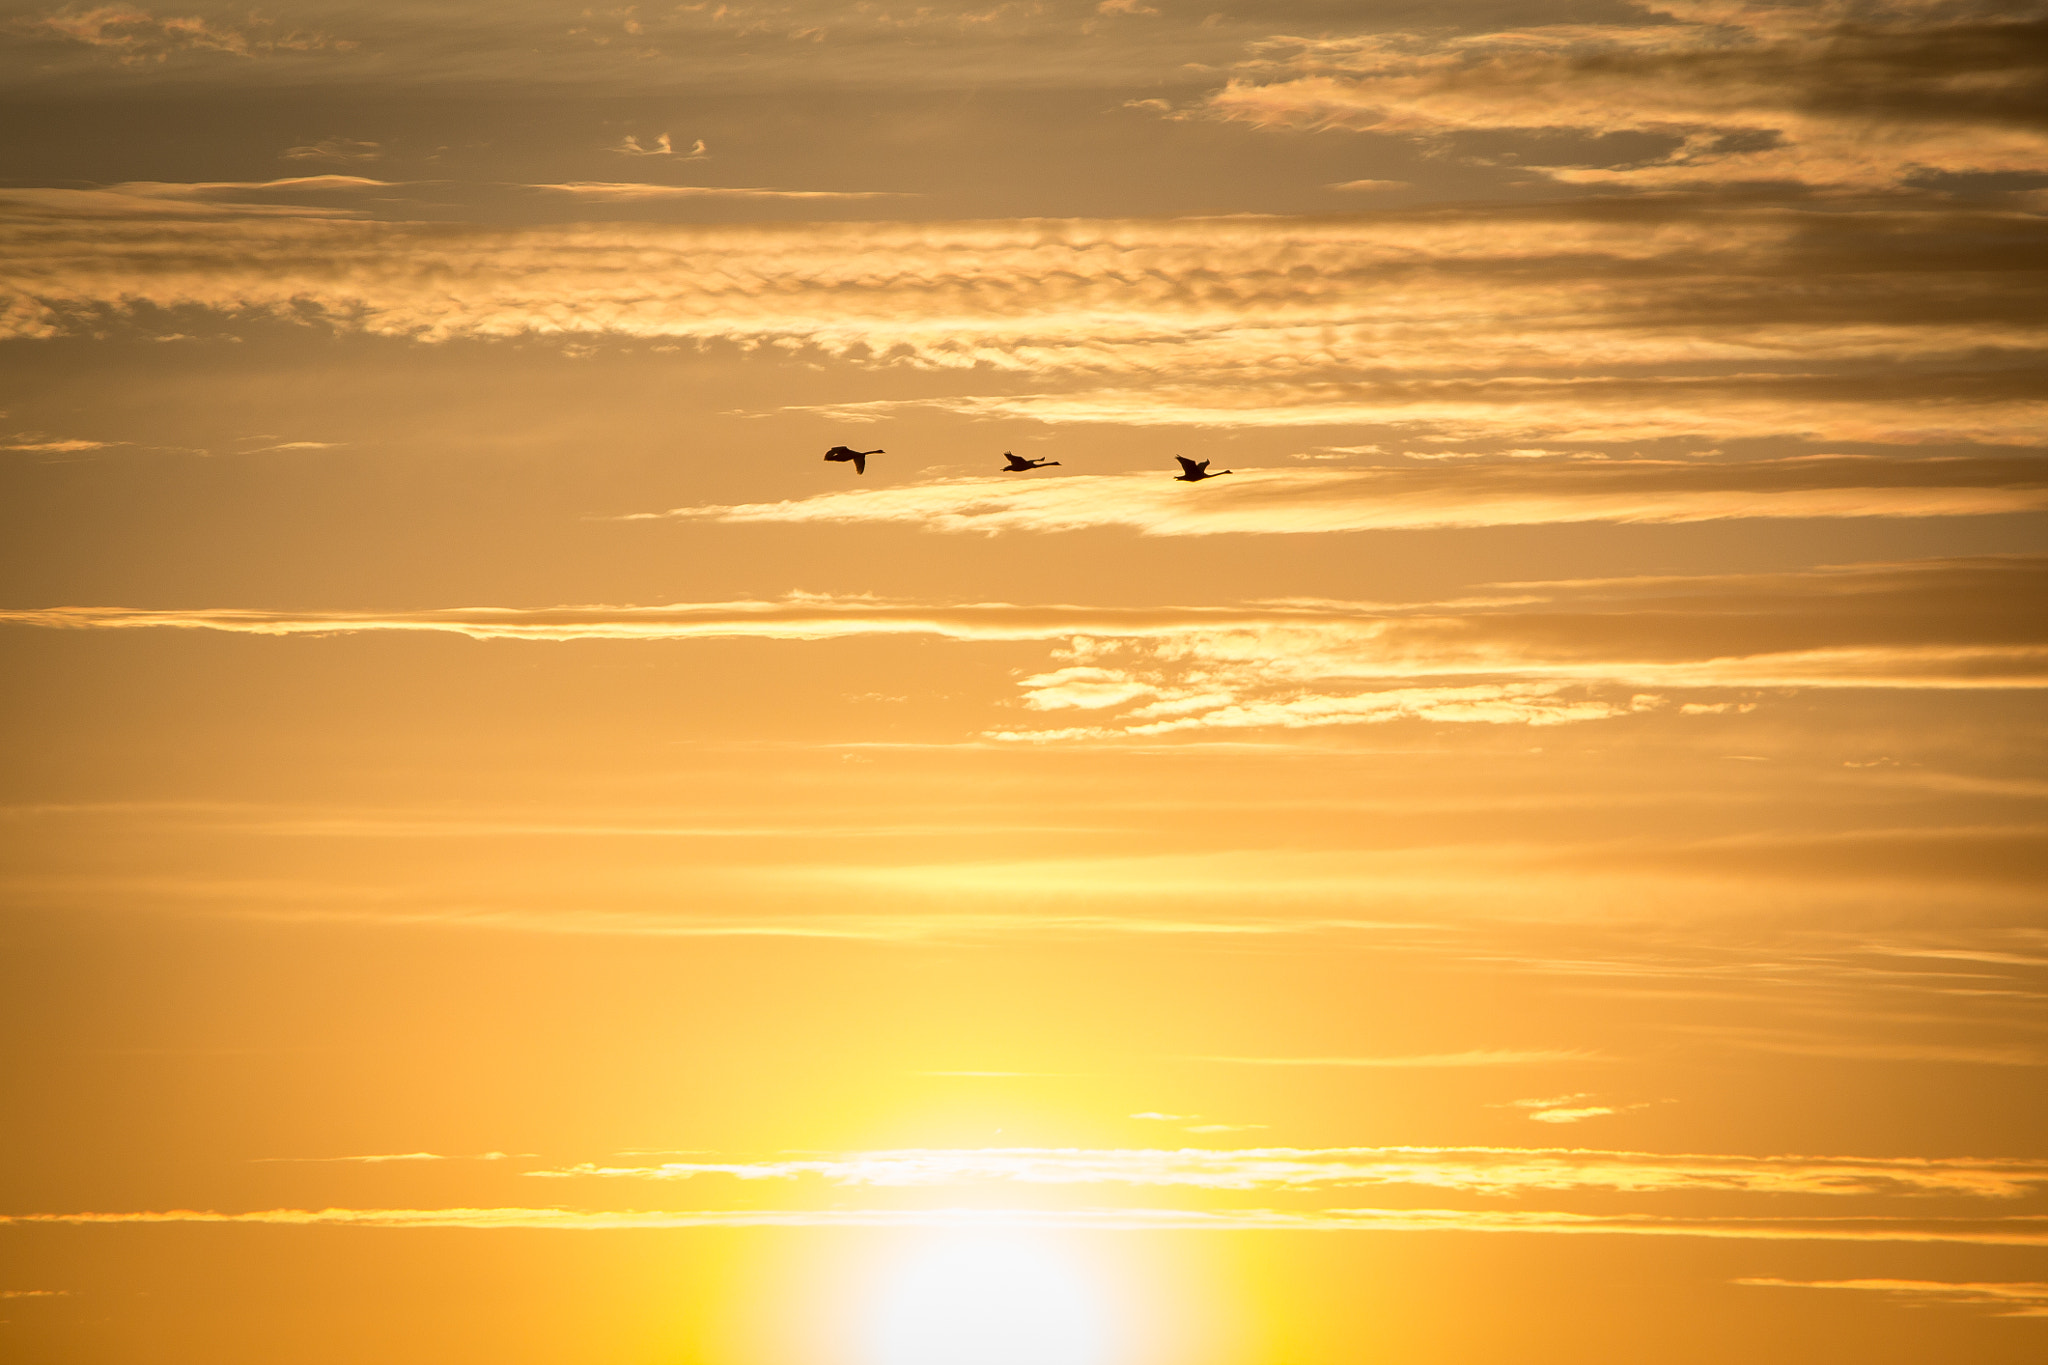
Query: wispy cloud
252 1151 533 1164
1494 1094 1646 1124
608 134 707 158
1736 1278 2048 1318
0 1 1261 92
0 176 383 219
280 138 381 163
656 459 2048 536
1200 0 2048 192
165 902 1429 943
1 199 2039 445
1 438 114 452
1525 1107 1620 1124
10 1206 2046 1245
789 384 2048 444
20 7 352 62
532 182 905 202
0 174 897 223
1675 1027 2048 1068
521 1144 2048 1197
1197 1050 1598 1069
7 557 2041 740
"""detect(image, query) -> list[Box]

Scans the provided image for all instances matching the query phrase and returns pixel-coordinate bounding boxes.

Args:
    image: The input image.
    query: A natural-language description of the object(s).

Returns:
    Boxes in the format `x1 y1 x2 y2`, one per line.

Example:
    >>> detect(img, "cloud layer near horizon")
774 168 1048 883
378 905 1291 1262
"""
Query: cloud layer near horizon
9 1205 2044 1245
526 1144 2048 1198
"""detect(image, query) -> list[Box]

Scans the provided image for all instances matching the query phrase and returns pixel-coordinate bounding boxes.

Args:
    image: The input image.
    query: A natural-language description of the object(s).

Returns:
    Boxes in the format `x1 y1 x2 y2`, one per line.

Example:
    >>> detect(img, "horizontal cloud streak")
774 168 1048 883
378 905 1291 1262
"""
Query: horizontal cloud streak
251 1151 530 1164
9 1206 2045 1245
1195 1051 1596 1069
3 199 2042 442
1736 1278 2048 1317
526 1145 2048 1198
0 0 1279 92
532 183 906 202
662 458 2048 535
7 557 2042 738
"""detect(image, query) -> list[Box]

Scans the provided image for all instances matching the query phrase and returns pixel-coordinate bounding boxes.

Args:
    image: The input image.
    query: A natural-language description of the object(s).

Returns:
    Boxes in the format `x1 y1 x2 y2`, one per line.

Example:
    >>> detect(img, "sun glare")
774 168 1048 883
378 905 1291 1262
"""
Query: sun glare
864 1232 1114 1365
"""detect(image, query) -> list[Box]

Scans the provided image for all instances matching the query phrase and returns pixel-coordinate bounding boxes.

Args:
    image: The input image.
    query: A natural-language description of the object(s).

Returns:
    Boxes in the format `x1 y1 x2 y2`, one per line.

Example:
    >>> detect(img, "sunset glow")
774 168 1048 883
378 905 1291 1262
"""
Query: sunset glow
2 0 2045 1361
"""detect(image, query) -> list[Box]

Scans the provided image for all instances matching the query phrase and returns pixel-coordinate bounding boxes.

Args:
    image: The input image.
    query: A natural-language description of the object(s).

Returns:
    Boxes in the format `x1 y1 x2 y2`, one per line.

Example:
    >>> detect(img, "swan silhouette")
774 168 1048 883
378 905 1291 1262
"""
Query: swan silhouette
1173 456 1231 482
1001 452 1060 471
824 445 883 475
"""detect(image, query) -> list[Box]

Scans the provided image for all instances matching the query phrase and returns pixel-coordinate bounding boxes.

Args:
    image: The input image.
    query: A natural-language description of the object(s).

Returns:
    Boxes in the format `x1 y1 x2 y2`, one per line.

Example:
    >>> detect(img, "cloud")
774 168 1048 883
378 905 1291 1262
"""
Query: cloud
280 138 381 163
521 1144 2048 1198
1495 1093 1645 1123
1327 178 1409 191
0 175 898 226
608 134 707 158
990 554 2048 739
0 198 2039 446
1198 1050 1599 1068
2 438 113 452
19 6 352 63
0 1 1261 93
1527 1106 1620 1124
661 458 2048 536
825 384 2048 445
251 1151 532 1164
162 900 1429 942
532 182 904 202
1735 1278 2048 1318
1200 0 2048 192
0 175 386 219
1677 1027 2048 1067
9 1205 2046 1245
0 1290 67 1298
6 556 2042 741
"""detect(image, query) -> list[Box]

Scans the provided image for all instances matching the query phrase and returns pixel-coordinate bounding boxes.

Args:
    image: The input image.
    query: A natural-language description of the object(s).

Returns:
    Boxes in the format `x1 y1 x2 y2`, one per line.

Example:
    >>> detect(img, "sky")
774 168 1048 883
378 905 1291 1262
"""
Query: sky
1 0 2045 1361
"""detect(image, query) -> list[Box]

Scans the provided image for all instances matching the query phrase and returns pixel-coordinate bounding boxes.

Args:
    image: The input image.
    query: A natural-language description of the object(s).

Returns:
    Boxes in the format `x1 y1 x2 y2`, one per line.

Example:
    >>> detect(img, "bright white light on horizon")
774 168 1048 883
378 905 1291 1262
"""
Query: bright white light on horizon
866 1231 1113 1365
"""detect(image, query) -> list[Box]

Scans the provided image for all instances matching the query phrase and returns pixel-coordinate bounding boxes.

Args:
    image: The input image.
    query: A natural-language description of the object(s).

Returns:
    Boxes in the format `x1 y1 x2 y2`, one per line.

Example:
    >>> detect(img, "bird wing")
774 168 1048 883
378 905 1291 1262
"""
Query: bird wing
853 453 866 475
1175 456 1201 475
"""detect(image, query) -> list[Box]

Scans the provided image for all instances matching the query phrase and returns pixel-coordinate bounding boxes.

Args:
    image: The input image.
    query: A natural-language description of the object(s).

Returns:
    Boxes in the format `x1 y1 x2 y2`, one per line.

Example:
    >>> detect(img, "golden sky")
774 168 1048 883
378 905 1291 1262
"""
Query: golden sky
2 0 2046 1361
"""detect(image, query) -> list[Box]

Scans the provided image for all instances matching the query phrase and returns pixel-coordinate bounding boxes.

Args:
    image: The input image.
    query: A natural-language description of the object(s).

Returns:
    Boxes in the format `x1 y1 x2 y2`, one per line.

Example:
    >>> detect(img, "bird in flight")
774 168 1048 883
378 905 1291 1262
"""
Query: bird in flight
1001 451 1060 471
1173 456 1231 481
823 445 883 475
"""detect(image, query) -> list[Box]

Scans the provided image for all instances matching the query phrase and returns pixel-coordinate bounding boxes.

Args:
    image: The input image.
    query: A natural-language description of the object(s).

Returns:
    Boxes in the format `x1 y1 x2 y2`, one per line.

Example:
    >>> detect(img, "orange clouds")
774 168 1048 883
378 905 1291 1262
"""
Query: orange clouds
665 458 2048 535
3 197 2040 443
7 557 2041 742
11 1205 2046 1245
1201 0 2048 192
1736 1278 2048 1317
527 1144 2048 1198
